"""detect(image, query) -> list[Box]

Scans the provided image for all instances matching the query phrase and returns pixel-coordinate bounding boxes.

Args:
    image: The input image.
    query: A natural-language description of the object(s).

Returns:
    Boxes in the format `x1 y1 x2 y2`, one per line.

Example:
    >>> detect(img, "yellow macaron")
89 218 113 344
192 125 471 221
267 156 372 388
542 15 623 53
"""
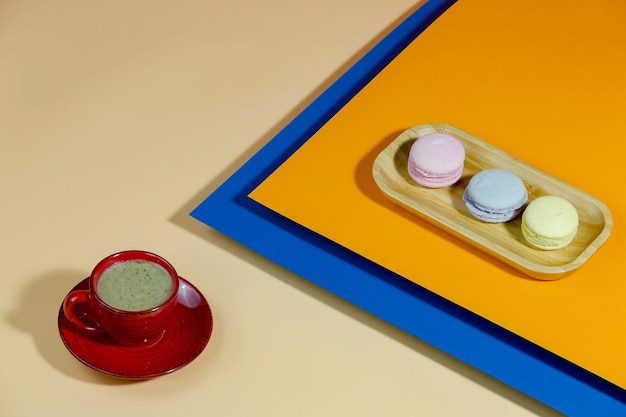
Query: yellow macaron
521 196 579 250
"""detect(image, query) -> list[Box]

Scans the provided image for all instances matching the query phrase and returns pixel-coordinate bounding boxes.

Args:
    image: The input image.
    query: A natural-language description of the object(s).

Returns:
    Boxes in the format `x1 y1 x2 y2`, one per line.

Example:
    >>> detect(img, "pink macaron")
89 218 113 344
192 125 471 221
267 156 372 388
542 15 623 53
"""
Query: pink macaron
407 132 465 188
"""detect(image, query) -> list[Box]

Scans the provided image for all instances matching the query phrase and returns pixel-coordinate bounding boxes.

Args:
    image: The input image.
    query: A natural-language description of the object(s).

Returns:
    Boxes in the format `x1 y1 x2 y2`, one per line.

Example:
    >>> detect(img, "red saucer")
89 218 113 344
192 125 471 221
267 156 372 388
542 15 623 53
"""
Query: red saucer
58 276 213 380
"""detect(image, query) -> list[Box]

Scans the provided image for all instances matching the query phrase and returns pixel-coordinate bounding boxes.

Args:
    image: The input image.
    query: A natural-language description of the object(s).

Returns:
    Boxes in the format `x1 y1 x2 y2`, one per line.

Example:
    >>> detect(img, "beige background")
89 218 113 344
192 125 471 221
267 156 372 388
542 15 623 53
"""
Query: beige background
1 1 563 416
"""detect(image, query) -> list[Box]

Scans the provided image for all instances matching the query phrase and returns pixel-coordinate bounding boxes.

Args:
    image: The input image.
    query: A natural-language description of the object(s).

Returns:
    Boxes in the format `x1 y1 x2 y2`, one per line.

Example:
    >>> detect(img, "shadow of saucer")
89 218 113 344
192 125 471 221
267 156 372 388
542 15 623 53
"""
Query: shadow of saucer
5 269 135 385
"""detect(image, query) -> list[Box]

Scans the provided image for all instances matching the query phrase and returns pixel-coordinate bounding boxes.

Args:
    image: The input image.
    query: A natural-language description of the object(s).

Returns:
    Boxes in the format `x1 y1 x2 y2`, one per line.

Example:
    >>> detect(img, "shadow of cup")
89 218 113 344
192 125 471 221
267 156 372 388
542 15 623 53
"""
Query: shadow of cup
6 269 135 385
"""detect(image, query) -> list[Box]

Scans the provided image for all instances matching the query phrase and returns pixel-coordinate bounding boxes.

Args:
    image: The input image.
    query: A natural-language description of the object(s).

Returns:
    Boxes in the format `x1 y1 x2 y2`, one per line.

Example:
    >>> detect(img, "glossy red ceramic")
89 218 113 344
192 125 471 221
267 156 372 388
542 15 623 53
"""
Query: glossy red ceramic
62 251 180 346
58 276 213 379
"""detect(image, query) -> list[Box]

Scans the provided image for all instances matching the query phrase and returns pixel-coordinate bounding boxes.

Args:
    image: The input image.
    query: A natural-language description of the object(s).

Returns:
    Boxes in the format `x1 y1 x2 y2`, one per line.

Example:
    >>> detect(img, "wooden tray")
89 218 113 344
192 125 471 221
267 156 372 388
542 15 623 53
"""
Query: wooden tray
372 123 613 280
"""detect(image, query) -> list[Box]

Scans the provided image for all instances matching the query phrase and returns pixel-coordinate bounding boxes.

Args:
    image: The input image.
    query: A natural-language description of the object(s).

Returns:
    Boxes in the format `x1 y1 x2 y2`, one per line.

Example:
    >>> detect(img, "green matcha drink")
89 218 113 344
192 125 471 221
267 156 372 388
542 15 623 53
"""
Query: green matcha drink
96 260 174 311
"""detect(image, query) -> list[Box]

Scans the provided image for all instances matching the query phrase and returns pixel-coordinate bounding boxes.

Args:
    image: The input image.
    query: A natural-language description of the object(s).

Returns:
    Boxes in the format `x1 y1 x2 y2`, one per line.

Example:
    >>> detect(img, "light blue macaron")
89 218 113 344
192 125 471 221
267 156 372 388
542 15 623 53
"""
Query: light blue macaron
462 169 528 223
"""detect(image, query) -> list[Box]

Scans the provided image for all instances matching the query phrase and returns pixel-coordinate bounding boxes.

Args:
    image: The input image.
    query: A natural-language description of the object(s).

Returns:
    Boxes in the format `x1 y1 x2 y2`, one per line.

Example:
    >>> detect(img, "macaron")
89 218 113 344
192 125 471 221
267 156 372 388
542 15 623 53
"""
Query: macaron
521 195 578 250
462 169 528 223
407 132 465 188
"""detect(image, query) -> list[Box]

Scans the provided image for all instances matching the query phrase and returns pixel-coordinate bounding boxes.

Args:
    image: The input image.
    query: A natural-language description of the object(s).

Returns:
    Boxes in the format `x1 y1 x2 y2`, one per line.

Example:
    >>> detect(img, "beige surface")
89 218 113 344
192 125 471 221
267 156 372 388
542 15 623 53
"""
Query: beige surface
0 1 563 416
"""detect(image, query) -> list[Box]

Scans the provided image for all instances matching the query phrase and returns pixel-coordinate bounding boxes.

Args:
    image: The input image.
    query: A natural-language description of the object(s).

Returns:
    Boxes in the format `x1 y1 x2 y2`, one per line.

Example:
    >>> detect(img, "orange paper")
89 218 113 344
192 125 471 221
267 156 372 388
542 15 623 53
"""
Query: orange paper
250 0 626 387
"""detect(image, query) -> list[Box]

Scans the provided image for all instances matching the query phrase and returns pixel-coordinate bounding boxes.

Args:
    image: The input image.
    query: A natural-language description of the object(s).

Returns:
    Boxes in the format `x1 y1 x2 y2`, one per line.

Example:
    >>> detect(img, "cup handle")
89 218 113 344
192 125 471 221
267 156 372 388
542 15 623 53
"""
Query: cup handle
62 289 103 332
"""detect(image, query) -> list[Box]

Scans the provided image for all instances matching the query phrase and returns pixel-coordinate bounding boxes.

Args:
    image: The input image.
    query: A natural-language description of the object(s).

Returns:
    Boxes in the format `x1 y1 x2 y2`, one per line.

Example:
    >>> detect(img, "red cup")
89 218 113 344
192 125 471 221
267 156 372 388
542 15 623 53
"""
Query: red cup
63 251 180 347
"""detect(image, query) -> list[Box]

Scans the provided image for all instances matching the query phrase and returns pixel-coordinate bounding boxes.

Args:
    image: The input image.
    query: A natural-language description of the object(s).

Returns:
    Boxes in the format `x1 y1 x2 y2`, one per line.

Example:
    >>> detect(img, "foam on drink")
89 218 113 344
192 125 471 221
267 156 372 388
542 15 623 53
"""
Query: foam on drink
97 260 174 311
